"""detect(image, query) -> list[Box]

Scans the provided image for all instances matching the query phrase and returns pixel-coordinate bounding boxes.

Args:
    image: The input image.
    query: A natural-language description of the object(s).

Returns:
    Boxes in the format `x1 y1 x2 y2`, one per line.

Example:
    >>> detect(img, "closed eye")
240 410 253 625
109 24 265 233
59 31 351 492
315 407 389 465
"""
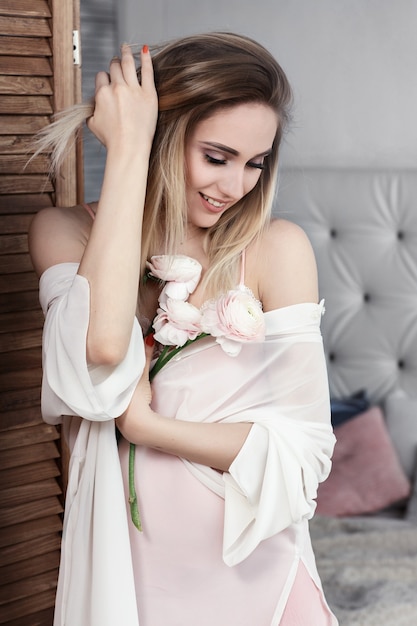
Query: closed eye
247 161 266 170
205 154 265 169
205 154 227 165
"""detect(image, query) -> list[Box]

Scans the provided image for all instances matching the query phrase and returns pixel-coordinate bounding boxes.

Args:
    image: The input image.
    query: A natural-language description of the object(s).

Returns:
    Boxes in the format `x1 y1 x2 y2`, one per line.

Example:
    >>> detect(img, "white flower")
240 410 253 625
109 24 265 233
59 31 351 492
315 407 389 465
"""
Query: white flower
153 298 203 347
147 255 202 302
201 287 265 356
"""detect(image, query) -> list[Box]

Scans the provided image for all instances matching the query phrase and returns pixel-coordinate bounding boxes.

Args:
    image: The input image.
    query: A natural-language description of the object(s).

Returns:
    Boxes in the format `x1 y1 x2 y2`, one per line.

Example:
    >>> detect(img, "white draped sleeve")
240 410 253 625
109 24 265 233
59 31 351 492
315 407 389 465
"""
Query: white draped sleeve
39 262 145 424
222 302 335 564
39 263 145 626
150 301 336 567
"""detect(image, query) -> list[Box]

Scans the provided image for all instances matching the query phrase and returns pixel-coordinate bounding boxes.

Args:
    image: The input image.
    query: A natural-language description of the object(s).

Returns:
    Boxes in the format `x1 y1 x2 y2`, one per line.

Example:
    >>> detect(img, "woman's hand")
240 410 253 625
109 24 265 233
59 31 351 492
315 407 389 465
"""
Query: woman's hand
117 340 156 443
87 45 158 154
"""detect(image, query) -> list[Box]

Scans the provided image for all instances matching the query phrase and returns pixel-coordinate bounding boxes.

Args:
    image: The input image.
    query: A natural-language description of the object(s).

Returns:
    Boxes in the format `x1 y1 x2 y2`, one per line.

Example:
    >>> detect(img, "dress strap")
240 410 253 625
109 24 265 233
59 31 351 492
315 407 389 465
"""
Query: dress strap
239 249 246 287
82 202 95 220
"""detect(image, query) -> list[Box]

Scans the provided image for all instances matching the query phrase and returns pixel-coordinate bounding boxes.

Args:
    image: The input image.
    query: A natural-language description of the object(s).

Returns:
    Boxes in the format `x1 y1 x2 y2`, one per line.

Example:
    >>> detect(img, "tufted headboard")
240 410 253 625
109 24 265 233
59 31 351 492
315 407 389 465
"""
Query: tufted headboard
275 168 417 405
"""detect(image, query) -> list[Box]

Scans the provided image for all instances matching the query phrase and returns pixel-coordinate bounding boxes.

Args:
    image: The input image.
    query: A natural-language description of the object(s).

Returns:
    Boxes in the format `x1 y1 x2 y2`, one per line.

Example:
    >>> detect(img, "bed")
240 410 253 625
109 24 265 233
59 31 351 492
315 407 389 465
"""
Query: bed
276 168 417 625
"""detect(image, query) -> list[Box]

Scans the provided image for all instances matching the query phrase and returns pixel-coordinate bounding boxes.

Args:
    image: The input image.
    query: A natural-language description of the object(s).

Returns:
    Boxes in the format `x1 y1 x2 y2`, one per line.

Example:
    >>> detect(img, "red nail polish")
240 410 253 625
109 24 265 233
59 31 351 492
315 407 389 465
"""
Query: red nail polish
142 44 149 54
145 333 154 347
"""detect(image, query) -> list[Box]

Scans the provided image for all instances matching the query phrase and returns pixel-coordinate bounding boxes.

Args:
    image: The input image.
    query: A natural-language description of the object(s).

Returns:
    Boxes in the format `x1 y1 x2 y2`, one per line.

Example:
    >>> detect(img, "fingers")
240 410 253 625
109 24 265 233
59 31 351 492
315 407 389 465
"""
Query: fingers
109 55 125 84
99 44 154 92
95 70 110 91
140 45 155 93
120 44 140 86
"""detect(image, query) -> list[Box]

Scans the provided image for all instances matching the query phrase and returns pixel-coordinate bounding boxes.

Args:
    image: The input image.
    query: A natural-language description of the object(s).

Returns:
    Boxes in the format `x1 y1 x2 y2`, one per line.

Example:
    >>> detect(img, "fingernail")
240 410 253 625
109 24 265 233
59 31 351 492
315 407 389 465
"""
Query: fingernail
145 333 154 347
142 44 149 54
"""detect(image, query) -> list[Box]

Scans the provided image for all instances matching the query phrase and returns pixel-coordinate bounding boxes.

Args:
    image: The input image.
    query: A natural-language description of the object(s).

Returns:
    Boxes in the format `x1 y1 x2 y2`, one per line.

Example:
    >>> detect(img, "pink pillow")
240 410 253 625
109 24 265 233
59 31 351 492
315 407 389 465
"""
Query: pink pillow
316 406 411 516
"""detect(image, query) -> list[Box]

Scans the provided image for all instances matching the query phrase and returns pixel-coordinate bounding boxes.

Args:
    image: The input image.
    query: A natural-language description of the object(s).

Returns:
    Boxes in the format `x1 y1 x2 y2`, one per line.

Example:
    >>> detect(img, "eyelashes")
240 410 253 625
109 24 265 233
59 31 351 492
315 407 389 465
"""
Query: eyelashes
204 154 266 170
204 154 226 166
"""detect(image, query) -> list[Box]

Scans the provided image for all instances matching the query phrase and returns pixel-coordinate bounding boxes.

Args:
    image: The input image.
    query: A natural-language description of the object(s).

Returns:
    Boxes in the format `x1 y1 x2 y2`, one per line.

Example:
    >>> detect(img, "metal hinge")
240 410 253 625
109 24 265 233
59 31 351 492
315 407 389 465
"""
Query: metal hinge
73 30 81 66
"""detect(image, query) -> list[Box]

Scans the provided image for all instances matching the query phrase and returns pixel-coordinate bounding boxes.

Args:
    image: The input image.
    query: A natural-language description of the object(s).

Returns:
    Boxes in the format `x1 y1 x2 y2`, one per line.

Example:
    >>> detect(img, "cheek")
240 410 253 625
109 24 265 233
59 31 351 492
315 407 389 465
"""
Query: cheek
244 170 263 195
185 160 203 190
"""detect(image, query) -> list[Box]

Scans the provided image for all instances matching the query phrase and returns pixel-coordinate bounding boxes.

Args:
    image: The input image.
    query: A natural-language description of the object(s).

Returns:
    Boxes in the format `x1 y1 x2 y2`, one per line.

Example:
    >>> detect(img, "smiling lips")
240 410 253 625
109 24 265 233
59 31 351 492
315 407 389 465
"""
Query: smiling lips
200 193 227 213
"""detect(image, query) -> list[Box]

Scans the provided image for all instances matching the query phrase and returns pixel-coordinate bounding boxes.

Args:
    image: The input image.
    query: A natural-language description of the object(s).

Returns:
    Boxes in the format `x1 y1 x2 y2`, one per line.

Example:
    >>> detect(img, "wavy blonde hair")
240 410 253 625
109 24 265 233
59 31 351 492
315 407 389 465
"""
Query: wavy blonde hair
35 32 293 297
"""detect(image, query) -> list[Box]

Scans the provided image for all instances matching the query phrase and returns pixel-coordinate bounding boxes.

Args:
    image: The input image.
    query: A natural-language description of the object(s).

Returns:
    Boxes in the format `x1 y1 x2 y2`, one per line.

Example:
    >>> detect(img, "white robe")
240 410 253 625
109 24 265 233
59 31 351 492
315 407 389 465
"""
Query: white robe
39 263 337 625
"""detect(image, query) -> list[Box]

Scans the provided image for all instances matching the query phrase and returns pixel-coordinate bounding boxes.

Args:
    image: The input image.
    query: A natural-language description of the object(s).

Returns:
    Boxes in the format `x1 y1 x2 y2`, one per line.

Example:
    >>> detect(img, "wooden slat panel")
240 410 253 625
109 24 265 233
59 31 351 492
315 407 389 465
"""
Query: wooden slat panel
0 2 82 622
0 290 40 313
0 56 51 76
0 568 59 606
0 75 52 97
0 253 34 274
0 272 39 294
0 587 57 624
1 478 62 508
0 328 42 354
0 405 42 432
0 424 60 451
0 329 41 354
0 347 41 374
0 1 51 18
0 234 29 254
0 36 51 58
0 516 62 550
0 309 43 333
3 557 59 603
0 441 59 471
0 194 53 212
0 154 50 175
0 17 51 39
0 387 46 421
2 550 59 587
0 95 52 115
0 135 44 155
0 528 61 566
0 368 42 393
0 495 62 528
5 606 54 626
0 214 33 233
0 115 49 134
0 175 53 195
1 460 60 489
52 0 79 206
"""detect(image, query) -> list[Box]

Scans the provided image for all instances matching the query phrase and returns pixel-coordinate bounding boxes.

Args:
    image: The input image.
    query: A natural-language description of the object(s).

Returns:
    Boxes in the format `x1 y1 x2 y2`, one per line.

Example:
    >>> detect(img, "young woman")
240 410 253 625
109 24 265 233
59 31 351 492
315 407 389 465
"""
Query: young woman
29 32 338 626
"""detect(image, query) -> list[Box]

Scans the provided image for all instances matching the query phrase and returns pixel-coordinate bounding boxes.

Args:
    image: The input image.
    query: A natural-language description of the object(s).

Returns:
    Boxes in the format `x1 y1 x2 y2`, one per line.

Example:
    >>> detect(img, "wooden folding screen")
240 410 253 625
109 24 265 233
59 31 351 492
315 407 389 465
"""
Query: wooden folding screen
0 1 81 624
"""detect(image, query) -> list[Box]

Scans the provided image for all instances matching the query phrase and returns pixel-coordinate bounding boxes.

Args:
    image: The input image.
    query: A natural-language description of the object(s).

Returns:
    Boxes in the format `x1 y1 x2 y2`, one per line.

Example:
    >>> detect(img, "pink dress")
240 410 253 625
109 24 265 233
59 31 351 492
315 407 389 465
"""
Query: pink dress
118 303 338 625
38 255 338 625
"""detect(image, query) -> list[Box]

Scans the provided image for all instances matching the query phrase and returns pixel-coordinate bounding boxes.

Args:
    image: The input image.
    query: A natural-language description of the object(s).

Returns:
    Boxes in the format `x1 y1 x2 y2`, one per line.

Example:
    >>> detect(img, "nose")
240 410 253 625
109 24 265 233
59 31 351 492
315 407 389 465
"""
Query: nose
218 165 246 200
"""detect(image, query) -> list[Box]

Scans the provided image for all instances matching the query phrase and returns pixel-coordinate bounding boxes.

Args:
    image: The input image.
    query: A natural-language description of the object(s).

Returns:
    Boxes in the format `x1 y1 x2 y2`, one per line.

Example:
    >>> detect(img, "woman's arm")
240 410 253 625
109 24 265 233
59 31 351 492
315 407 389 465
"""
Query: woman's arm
78 46 157 365
29 46 158 366
116 343 253 471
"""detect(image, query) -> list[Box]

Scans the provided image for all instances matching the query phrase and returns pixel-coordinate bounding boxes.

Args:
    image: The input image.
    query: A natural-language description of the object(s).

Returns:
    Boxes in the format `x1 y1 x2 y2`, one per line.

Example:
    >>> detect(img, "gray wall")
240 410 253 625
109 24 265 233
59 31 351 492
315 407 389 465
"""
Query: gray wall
117 0 417 170
80 0 118 201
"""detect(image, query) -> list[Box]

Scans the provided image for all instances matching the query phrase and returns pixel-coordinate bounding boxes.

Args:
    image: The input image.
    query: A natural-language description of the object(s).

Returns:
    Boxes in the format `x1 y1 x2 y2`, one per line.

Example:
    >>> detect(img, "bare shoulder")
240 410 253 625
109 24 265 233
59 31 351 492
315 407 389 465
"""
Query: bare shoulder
247 218 319 312
29 204 94 277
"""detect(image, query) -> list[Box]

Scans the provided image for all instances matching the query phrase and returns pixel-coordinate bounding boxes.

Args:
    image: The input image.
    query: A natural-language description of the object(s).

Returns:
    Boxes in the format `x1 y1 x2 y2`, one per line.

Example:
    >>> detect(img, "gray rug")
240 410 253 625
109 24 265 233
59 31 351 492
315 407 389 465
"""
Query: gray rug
310 515 417 626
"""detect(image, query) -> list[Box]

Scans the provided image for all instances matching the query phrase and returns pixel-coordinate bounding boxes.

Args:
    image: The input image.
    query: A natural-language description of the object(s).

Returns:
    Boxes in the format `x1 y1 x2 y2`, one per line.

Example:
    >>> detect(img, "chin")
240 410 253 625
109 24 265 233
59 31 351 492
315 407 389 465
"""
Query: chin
188 211 223 230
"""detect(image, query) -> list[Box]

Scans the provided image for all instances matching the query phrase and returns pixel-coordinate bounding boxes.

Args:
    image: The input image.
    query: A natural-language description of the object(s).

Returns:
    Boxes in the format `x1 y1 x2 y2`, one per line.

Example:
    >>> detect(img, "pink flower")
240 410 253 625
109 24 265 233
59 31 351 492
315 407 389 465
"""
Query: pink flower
201 288 265 356
147 255 202 302
153 298 203 347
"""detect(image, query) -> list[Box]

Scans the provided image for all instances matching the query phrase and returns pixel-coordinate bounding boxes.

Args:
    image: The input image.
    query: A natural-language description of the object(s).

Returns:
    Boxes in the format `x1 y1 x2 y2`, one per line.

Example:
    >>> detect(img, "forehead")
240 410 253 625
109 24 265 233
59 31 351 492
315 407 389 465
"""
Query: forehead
191 103 278 153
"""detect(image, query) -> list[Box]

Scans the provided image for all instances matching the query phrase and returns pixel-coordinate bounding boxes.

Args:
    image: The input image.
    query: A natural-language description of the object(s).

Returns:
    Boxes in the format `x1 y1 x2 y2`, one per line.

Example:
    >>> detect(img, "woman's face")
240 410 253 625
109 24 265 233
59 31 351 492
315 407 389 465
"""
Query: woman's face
184 103 278 229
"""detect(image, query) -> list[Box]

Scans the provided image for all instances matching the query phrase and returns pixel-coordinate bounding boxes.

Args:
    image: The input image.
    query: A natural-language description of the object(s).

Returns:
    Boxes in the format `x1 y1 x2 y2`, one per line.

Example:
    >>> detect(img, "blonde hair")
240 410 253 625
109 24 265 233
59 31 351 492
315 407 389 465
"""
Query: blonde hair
36 32 293 297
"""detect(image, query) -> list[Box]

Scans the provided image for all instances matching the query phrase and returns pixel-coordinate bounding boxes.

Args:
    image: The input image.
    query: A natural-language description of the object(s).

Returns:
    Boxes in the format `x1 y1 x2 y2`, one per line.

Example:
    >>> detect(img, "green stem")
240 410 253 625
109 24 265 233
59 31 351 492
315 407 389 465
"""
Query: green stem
128 442 142 531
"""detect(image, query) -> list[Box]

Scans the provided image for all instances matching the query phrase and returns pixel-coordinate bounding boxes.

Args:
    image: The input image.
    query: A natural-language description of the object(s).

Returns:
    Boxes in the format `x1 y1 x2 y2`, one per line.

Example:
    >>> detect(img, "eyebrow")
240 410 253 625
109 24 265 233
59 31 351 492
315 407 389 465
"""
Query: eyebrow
200 141 272 159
